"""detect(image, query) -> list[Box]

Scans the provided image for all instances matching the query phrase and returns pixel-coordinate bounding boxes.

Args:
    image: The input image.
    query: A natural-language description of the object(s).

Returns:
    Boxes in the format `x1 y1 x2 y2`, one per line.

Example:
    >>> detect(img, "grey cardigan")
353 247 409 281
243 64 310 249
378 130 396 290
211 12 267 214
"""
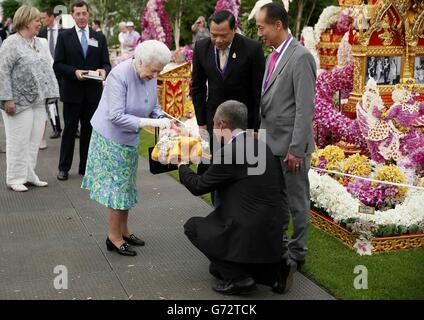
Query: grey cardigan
0 34 59 113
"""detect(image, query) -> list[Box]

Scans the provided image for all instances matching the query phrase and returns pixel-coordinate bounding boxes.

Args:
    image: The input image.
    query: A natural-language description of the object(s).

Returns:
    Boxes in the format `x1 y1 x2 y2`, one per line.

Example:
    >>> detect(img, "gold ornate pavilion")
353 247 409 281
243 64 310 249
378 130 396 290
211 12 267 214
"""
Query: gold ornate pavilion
344 0 424 118
157 62 193 120
312 0 424 253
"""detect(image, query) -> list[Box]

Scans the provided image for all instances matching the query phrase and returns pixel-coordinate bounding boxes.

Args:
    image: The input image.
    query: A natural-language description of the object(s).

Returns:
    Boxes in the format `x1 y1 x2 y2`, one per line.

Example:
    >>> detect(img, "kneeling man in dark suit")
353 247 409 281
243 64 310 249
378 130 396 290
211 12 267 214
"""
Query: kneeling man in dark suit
179 100 295 295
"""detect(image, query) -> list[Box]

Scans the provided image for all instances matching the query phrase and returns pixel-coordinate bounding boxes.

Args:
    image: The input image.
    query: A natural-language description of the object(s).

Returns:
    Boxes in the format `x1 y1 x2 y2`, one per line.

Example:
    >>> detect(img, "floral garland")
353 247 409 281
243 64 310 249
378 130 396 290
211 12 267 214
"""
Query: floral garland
347 165 407 211
311 144 420 213
313 6 342 43
309 169 424 231
337 31 353 67
140 0 173 48
301 26 320 70
313 63 367 149
215 0 241 27
307 7 352 71
334 9 353 34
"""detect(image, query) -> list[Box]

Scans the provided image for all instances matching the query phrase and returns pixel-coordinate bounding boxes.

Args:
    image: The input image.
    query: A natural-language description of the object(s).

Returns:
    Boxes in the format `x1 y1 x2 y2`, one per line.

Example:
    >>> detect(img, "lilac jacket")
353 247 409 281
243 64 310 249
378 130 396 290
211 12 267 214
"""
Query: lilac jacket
91 58 163 146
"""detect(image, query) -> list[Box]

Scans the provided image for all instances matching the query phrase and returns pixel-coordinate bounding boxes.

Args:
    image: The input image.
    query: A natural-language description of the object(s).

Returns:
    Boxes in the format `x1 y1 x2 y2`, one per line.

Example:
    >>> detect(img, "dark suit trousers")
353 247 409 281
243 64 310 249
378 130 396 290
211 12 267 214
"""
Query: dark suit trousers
59 101 96 173
208 256 279 287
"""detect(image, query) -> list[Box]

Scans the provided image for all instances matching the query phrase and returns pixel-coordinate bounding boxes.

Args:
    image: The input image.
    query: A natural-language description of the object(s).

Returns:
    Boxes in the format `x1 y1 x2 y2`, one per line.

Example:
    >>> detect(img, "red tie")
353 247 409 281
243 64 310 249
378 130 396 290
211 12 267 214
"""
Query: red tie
268 50 279 77
264 50 279 89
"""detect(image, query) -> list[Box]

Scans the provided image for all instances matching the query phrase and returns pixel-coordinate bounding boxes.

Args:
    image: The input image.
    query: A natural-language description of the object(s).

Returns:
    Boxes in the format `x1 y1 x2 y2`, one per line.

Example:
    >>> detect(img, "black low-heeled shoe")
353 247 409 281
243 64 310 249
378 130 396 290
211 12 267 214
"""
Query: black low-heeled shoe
123 234 145 246
106 238 137 256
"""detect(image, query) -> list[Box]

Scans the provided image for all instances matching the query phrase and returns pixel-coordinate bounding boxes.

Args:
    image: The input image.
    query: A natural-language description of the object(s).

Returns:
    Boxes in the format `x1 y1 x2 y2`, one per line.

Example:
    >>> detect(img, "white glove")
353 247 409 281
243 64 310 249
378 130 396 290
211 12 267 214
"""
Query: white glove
139 118 171 129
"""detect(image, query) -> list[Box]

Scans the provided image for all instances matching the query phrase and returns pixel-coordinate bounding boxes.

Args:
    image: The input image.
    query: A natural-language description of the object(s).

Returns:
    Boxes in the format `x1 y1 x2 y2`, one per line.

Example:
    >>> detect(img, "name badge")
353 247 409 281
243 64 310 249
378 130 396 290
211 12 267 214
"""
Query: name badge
88 38 98 47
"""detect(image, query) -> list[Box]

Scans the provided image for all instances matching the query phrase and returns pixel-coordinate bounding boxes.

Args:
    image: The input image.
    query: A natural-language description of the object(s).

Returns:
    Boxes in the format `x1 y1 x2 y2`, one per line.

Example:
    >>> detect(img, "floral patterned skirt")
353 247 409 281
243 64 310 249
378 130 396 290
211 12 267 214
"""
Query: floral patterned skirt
81 130 139 210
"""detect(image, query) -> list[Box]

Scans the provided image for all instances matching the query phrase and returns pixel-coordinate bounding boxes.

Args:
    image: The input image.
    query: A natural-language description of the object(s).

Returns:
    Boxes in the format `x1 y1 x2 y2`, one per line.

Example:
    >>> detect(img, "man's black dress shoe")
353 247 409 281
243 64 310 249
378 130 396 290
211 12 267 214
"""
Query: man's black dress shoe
295 259 305 272
50 130 61 139
209 264 224 280
78 169 85 176
57 171 68 181
212 277 257 295
123 234 145 246
106 238 137 256
272 259 297 294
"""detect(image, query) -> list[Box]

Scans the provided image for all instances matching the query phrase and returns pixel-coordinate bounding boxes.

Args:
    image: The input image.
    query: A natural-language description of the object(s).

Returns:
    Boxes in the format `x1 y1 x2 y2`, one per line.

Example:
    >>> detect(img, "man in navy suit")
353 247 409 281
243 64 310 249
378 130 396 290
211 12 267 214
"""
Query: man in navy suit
192 11 265 202
179 101 286 295
54 0 111 180
192 10 265 138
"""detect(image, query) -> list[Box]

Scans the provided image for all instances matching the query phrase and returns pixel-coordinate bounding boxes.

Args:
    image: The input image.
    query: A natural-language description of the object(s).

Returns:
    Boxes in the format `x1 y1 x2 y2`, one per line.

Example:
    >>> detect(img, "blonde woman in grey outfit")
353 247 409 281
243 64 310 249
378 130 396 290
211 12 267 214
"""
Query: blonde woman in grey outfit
0 5 59 192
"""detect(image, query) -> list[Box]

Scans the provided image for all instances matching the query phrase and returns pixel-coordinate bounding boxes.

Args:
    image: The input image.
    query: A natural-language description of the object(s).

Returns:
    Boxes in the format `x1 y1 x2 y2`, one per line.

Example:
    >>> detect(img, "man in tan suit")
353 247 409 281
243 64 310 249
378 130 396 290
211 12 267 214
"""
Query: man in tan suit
256 2 317 293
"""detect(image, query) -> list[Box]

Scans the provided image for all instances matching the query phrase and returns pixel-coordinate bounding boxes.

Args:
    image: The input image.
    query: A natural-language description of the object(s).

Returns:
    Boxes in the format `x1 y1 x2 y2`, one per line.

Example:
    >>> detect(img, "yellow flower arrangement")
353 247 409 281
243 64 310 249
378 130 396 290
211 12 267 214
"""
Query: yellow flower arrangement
373 165 407 196
338 153 373 185
311 151 320 167
342 154 372 177
319 145 345 170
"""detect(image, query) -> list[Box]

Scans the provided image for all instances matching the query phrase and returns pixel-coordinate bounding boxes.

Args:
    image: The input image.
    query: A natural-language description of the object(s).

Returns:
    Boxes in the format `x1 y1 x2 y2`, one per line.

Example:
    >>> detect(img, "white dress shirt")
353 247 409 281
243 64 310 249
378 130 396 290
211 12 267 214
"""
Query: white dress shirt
75 24 90 44
216 42 232 71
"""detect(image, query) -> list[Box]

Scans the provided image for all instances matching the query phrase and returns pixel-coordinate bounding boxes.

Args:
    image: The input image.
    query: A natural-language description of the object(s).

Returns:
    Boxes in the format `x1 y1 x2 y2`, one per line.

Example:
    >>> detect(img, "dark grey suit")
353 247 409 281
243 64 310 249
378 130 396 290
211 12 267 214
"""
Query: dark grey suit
259 37 316 265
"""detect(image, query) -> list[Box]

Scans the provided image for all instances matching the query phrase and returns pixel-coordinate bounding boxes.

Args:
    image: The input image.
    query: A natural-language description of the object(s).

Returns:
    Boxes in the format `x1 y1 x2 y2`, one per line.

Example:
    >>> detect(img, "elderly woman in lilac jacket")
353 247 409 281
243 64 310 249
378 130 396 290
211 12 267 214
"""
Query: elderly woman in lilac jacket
82 40 172 257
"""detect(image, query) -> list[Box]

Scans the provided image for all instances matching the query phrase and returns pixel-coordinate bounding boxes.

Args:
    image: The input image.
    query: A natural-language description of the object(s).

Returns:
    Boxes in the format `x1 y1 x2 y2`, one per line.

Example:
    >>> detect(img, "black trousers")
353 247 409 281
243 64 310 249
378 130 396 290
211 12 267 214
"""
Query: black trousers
208 256 280 287
58 101 96 173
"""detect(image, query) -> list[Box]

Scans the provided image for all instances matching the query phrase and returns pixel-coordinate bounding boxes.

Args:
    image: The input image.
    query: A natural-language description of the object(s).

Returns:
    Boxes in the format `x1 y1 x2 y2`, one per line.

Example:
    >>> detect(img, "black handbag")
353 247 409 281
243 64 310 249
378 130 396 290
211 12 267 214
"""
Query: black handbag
148 127 178 175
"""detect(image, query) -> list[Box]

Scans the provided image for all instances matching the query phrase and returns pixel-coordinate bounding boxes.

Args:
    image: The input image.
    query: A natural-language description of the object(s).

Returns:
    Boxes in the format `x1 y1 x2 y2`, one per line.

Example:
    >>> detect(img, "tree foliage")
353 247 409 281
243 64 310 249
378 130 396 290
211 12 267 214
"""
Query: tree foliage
166 0 215 49
13 0 340 49
164 0 339 48
34 0 68 11
2 0 22 19
289 0 338 38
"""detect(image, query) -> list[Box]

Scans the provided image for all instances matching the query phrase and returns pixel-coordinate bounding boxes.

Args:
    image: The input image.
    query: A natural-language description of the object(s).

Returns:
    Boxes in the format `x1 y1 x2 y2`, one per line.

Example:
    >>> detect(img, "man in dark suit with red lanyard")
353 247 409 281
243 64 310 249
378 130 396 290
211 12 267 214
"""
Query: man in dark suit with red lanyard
192 10 265 148
54 1 111 180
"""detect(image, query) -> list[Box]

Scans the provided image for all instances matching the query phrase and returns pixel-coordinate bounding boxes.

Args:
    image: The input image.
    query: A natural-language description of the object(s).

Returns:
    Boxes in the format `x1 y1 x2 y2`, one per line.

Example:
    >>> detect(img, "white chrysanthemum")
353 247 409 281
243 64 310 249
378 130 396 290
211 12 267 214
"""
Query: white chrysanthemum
309 170 424 228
